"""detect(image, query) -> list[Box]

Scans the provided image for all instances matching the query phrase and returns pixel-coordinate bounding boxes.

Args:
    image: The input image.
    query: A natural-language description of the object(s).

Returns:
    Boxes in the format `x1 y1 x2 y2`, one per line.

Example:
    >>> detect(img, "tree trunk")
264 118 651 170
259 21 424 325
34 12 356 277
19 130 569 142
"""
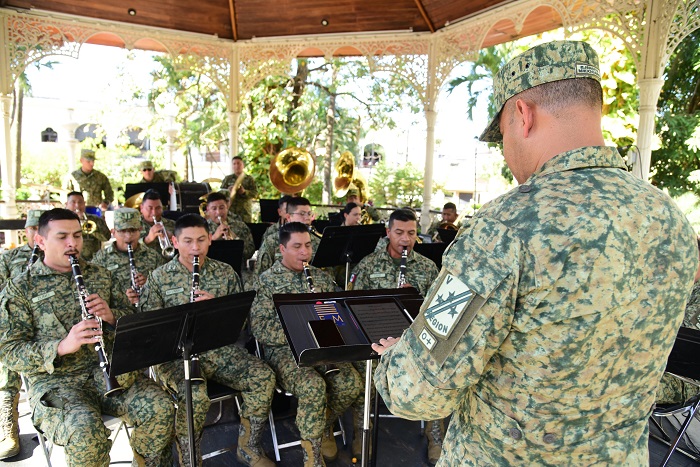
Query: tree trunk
322 65 338 204
14 83 23 188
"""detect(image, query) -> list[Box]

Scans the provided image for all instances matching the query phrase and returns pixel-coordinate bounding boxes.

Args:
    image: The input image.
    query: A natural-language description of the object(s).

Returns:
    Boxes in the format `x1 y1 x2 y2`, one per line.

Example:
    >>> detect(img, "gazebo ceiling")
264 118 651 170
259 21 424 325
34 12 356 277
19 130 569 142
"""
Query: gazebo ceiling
1 0 563 46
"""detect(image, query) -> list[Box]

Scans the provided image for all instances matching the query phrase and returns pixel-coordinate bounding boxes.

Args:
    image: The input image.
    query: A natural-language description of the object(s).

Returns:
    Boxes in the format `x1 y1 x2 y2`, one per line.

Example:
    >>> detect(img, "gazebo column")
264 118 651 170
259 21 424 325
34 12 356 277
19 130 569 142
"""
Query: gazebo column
635 78 664 180
228 46 241 161
0 17 17 219
420 40 439 234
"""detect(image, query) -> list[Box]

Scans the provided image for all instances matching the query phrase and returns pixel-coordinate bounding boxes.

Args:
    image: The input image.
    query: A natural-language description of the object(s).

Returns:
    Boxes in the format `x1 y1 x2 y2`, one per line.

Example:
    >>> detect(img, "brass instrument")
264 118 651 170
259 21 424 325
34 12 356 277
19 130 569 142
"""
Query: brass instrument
76 210 97 235
334 151 371 224
269 147 316 194
218 216 235 240
124 192 145 209
397 246 408 288
228 172 247 202
303 262 339 375
308 224 323 239
153 216 176 259
27 244 40 271
189 255 204 382
127 244 141 307
69 256 124 397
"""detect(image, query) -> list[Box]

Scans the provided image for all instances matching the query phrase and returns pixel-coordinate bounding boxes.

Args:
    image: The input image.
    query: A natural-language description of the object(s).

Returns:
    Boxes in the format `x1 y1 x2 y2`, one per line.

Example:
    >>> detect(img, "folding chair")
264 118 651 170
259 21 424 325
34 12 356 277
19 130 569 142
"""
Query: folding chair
201 380 242 460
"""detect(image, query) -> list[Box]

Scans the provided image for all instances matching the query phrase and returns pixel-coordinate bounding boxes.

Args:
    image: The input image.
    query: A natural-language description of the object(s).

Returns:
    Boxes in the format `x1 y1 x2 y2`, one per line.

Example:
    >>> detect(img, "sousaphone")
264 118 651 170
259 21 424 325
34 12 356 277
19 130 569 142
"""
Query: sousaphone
334 151 369 202
269 147 316 194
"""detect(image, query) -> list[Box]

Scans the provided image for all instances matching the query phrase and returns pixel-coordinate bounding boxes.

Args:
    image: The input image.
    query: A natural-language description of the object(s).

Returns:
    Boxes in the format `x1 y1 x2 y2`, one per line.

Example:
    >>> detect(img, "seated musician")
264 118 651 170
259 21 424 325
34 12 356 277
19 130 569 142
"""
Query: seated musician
65 191 111 261
427 202 458 242
91 208 165 305
139 189 175 257
203 192 255 260
0 209 46 282
250 222 362 466
139 214 275 467
346 187 379 222
341 202 362 227
259 195 293 247
0 209 175 466
349 207 443 463
255 197 320 275
138 160 178 183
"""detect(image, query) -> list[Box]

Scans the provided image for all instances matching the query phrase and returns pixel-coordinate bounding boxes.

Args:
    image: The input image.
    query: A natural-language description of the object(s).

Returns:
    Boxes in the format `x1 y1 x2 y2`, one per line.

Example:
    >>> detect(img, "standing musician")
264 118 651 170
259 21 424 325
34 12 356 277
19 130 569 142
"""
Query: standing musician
0 209 45 459
139 189 175 257
65 149 114 211
348 208 442 462
222 156 258 223
0 208 175 466
65 191 111 261
202 192 255 260
255 197 320 275
372 41 699 465
91 208 165 306
259 195 293 247
250 222 363 467
139 214 275 467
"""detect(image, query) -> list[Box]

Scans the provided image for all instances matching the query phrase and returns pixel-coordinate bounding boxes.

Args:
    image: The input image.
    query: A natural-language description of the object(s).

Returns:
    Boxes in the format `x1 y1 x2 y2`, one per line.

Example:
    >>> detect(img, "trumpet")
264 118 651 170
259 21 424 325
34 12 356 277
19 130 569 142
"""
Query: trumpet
127 244 141 307
27 244 40 271
69 255 124 397
188 255 204 382
397 246 408 288
217 216 235 240
76 210 97 235
153 216 176 259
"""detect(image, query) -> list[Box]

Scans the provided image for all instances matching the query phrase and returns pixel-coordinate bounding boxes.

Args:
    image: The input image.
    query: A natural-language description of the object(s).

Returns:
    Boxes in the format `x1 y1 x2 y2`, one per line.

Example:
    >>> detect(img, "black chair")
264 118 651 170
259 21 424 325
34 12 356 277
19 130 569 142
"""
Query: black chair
202 380 243 461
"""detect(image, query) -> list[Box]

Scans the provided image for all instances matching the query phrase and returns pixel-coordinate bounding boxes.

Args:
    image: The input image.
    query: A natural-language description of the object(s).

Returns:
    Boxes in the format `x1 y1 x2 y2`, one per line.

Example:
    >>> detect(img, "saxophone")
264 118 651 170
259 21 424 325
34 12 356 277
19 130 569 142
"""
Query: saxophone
397 246 408 288
126 244 141 307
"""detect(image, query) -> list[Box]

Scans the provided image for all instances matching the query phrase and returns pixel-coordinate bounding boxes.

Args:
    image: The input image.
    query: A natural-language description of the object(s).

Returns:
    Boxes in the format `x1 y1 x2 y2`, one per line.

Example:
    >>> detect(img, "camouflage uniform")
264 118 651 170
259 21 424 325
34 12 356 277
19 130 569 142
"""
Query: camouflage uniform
0 260 175 466
222 173 258 223
656 280 700 404
80 214 111 261
351 247 438 296
140 216 175 257
375 146 699 466
140 256 275 463
206 217 256 260
255 230 320 276
0 244 42 284
259 222 281 247
251 261 362 440
67 169 114 207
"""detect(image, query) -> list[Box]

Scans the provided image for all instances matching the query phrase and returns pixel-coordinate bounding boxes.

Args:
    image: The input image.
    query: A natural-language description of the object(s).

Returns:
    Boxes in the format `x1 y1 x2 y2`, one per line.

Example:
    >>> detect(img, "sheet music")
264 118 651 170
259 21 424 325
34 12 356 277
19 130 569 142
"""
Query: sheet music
346 299 411 344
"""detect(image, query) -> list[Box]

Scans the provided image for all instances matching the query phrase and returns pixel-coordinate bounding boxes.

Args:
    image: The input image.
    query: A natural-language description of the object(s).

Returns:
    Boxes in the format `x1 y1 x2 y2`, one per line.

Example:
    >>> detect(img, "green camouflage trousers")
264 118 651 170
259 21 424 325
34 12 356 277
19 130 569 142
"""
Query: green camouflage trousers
31 374 175 467
266 345 362 439
0 361 21 394
156 344 275 439
656 373 700 404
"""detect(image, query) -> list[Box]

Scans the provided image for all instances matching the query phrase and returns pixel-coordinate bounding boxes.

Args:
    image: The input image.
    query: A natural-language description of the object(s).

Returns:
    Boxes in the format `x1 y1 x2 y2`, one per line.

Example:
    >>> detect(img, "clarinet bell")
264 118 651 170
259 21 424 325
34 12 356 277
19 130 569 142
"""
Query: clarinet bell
190 355 205 383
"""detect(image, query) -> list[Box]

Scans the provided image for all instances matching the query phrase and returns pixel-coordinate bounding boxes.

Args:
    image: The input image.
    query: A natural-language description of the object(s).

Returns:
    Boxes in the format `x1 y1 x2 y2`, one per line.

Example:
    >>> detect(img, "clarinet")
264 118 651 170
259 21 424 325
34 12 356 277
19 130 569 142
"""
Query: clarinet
397 246 408 287
302 262 316 293
126 244 141 307
189 255 204 382
69 255 124 397
27 244 40 271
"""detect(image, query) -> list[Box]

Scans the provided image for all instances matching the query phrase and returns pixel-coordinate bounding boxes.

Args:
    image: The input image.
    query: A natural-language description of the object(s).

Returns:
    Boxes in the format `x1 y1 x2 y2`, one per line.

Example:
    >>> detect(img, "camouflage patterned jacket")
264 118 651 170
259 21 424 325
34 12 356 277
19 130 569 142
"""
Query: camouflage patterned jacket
255 229 320 276
139 216 176 256
0 244 43 284
91 241 165 297
222 173 258 223
251 261 336 347
351 246 438 296
67 168 114 206
206 217 256 260
375 146 699 466
80 214 111 261
0 260 132 400
259 222 281 247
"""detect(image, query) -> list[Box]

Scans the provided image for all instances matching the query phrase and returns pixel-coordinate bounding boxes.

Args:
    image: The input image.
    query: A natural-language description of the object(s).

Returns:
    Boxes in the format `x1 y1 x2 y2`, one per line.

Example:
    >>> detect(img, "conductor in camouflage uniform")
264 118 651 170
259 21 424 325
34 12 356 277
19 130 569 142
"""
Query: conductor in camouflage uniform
140 214 275 467
222 156 259 223
139 189 175 257
66 149 114 211
91 208 165 306
66 191 111 261
373 41 699 466
203 192 256 260
349 207 443 463
0 209 45 459
0 209 175 467
250 222 363 467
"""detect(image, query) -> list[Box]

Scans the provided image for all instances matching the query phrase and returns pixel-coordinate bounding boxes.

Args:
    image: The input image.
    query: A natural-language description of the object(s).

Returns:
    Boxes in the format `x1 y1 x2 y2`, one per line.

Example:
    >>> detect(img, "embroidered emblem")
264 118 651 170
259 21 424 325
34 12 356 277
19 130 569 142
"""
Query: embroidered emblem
419 327 436 350
424 274 473 338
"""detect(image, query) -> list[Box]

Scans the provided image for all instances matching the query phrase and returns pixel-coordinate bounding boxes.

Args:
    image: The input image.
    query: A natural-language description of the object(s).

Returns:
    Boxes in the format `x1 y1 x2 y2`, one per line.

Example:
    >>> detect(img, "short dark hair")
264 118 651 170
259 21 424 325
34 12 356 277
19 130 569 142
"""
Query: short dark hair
279 222 310 246
66 191 84 200
207 192 228 206
286 197 311 213
388 208 417 228
233 156 243 162
278 195 293 208
343 202 359 215
38 208 80 236
174 214 209 237
443 202 456 211
509 77 603 118
142 189 162 203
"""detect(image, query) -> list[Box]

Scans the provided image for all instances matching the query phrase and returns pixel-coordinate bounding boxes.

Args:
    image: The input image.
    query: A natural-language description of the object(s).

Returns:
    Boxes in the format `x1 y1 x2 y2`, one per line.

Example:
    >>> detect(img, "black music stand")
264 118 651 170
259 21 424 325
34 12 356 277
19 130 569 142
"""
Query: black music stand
413 242 448 270
273 288 421 467
310 224 386 288
207 240 244 277
125 182 170 205
259 199 279 223
110 291 256 465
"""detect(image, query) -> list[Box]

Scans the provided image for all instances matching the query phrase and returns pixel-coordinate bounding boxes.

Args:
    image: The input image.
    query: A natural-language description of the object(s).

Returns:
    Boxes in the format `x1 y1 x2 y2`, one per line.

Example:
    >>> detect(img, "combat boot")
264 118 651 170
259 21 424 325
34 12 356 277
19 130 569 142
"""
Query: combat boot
132 445 174 467
301 438 326 467
176 434 202 467
425 419 445 465
236 416 274 467
321 426 338 462
0 392 19 460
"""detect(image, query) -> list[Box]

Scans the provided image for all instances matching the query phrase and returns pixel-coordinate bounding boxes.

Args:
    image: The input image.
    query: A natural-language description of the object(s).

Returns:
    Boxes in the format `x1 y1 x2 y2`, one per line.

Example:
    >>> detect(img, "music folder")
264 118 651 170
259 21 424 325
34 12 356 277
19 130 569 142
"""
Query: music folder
109 291 256 376
273 287 422 367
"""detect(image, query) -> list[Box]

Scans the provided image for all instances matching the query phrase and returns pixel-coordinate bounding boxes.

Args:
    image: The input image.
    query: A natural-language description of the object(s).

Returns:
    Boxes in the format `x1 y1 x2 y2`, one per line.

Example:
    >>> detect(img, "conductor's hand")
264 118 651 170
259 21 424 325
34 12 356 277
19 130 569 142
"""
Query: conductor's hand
145 223 164 244
85 293 115 326
371 337 400 355
57 320 103 356
125 288 140 306
192 290 215 302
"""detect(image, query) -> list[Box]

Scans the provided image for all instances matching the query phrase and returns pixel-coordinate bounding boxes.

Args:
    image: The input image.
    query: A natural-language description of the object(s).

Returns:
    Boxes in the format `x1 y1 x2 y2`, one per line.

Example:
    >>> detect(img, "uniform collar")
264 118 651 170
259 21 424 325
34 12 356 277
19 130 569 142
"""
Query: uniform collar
528 146 626 182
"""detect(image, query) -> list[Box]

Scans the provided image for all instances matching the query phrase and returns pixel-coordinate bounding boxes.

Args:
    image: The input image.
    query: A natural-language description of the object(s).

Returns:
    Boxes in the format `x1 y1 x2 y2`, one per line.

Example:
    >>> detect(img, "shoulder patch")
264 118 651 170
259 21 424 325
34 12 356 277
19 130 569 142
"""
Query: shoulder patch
423 273 473 338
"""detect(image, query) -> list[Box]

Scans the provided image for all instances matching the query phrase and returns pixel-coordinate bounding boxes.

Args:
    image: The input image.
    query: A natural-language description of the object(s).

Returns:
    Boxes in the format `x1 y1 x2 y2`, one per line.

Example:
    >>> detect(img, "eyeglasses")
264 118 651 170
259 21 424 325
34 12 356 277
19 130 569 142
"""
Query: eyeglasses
290 211 313 218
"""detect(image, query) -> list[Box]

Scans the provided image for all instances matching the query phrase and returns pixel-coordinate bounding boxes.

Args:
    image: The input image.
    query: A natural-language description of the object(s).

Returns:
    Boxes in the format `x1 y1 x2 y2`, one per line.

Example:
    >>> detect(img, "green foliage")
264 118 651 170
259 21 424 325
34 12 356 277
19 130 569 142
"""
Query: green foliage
368 161 425 208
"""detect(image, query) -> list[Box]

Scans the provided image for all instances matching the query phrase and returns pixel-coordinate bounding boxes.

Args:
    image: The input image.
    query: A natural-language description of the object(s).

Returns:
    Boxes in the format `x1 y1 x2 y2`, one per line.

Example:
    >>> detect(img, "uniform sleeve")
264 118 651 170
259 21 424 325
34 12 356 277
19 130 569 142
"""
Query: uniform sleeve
108 270 134 321
221 174 234 190
242 175 258 199
254 239 275 275
139 272 165 312
237 223 255 260
350 258 372 291
375 217 520 420
249 278 287 346
0 252 12 284
101 173 114 204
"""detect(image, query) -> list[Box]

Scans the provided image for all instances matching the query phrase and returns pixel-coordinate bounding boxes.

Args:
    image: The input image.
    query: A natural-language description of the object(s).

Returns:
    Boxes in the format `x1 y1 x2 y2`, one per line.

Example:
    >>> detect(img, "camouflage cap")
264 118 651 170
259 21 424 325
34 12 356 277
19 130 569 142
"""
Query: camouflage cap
139 160 154 170
346 187 359 198
114 208 141 230
80 148 96 160
25 209 47 228
479 40 601 143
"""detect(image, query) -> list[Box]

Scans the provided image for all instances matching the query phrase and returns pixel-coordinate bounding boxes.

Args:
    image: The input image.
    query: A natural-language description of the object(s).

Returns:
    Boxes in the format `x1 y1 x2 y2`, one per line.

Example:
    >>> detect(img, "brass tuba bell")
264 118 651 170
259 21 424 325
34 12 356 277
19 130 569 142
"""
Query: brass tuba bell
334 151 369 203
269 147 316 194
